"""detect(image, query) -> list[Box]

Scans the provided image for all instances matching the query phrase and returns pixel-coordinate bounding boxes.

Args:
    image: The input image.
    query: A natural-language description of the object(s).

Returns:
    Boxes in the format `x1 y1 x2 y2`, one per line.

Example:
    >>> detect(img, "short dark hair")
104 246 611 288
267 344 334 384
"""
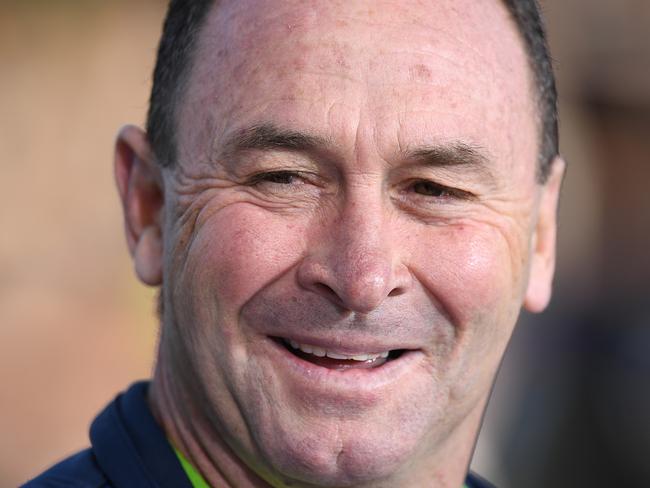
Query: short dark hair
146 0 558 182
146 0 214 171
502 1 559 182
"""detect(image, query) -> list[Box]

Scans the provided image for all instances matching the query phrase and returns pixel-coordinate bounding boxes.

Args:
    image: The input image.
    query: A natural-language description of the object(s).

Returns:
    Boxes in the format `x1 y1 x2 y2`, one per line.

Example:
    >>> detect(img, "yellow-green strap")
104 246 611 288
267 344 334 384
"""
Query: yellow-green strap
173 445 211 488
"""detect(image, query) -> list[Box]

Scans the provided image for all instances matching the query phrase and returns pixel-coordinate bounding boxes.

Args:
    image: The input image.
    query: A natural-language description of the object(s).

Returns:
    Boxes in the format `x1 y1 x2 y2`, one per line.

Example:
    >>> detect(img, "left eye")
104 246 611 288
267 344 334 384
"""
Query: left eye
410 180 453 197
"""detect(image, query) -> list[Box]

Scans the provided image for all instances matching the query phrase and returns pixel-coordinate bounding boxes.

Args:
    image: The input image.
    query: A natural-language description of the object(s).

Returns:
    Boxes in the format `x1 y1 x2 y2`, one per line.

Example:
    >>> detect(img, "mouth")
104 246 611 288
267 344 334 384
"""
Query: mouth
273 337 407 371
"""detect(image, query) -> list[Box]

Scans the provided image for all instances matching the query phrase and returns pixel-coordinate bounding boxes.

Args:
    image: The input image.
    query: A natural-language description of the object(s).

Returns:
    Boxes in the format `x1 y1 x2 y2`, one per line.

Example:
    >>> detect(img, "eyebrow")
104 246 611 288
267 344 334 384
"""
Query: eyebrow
215 122 495 182
404 142 495 181
217 123 329 161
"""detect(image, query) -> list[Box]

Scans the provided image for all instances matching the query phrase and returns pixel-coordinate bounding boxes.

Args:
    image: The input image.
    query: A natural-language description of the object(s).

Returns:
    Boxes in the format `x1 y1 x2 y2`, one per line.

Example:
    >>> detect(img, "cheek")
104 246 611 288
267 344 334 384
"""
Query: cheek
409 222 529 402
184 205 307 318
411 223 522 330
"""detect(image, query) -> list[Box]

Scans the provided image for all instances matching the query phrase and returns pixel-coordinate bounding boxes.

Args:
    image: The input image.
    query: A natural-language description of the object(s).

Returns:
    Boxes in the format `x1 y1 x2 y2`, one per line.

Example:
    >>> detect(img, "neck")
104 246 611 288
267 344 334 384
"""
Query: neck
148 353 272 488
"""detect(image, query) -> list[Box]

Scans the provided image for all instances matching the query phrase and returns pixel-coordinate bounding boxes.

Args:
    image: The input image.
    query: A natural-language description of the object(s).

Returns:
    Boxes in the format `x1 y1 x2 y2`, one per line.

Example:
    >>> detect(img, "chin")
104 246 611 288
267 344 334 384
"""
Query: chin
253 416 427 487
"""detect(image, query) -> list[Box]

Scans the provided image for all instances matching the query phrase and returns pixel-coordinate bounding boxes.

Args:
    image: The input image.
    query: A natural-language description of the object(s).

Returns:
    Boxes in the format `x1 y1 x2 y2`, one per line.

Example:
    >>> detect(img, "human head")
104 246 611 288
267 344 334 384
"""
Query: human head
146 0 558 182
115 0 565 486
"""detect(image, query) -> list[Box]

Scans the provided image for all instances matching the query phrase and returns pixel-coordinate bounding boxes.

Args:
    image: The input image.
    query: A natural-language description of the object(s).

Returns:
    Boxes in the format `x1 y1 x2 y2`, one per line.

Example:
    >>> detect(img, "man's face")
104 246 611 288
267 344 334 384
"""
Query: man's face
157 0 553 484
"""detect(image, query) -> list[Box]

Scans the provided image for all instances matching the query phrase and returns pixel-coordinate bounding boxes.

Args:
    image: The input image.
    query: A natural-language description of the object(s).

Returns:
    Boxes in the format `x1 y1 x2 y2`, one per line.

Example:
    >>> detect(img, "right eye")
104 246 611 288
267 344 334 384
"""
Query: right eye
252 171 302 185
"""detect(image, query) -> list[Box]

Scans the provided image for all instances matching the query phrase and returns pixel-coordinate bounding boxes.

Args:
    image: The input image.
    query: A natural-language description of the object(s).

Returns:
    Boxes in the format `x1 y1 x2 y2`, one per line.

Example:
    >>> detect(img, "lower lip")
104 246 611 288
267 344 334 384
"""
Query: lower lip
266 336 422 392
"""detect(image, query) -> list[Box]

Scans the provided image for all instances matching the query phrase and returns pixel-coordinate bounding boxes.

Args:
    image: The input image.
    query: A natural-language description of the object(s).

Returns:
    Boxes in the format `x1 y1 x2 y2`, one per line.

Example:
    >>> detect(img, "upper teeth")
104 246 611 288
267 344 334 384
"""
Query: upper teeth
288 339 389 361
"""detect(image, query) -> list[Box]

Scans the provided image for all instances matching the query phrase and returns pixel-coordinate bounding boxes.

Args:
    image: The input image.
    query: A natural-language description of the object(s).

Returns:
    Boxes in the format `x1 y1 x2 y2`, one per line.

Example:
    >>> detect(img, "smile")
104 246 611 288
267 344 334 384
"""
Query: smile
275 337 407 371
266 334 423 399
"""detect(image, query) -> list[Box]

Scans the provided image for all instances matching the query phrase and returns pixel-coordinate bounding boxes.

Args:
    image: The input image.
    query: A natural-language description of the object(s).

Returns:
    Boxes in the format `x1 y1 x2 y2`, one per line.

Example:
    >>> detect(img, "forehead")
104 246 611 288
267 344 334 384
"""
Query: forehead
177 0 537 176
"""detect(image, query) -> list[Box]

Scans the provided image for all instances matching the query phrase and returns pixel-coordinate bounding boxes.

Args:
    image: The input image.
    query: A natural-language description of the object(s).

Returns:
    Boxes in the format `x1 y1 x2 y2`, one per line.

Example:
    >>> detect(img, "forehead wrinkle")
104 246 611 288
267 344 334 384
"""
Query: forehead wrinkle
185 0 537 180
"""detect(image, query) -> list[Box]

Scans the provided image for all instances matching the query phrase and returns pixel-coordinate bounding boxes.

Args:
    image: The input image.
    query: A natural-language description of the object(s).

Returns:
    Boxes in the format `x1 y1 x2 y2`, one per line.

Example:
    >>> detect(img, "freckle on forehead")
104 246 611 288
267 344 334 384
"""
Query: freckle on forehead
409 64 433 82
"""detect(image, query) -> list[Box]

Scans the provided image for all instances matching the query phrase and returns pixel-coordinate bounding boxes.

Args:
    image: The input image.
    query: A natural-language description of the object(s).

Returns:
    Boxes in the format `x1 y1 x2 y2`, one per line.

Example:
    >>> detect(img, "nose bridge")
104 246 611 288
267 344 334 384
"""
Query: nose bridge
299 181 411 313
334 192 387 280
330 193 395 312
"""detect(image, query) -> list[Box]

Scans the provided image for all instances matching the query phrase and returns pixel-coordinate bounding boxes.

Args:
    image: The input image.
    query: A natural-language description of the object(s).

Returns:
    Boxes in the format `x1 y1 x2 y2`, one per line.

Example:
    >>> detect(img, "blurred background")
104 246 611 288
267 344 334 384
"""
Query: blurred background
0 1 648 486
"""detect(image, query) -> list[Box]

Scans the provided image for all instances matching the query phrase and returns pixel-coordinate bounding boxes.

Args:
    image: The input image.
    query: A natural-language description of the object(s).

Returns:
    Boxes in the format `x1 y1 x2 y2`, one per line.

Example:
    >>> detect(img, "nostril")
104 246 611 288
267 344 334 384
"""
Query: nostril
297 255 411 312
388 287 403 297
313 282 340 301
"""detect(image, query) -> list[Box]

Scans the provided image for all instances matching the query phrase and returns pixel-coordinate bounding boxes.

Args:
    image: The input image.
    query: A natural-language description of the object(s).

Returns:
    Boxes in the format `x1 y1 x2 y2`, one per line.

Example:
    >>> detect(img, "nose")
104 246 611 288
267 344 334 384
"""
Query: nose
297 199 412 314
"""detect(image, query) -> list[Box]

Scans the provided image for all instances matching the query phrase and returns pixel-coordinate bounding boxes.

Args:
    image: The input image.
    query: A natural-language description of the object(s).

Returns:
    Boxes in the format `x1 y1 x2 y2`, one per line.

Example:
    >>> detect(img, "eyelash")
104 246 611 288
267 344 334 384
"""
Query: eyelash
406 180 473 200
248 171 305 186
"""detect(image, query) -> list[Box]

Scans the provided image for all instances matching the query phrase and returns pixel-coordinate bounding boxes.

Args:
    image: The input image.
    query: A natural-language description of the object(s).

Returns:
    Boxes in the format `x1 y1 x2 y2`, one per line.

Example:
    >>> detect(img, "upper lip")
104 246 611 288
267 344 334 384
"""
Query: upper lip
271 334 417 356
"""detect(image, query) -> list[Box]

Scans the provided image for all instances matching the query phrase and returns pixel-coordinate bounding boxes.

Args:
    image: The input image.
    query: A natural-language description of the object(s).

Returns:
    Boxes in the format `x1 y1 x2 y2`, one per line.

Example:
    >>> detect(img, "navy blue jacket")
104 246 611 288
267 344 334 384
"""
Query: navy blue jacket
23 382 494 487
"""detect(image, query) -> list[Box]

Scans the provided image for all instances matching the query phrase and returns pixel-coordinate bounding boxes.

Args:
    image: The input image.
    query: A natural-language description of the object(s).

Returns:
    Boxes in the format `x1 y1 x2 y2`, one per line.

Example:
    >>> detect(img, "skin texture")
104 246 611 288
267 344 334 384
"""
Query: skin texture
114 0 565 486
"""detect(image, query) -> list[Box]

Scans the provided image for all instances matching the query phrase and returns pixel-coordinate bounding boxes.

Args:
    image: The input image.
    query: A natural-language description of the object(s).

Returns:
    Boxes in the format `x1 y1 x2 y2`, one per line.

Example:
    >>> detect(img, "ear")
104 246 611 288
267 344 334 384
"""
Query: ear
524 157 566 313
114 125 164 286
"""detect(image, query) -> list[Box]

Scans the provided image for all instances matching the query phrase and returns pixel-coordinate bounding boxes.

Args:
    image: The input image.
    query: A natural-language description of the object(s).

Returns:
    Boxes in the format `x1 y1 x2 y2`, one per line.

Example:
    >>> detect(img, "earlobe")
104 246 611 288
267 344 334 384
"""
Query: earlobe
114 124 164 287
135 227 163 285
524 157 566 313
